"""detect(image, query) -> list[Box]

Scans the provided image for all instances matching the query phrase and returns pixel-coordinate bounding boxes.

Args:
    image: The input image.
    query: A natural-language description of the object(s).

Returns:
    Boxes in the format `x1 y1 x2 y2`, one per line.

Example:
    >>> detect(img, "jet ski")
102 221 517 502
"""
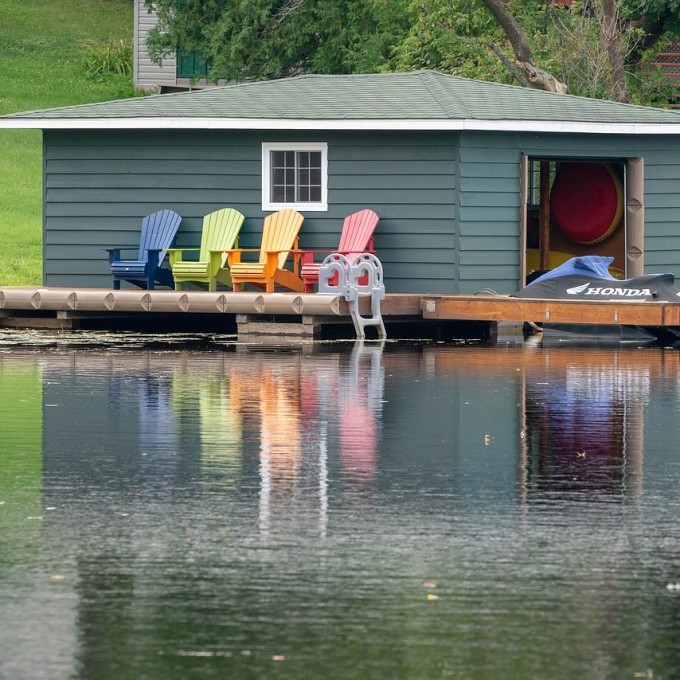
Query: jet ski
514 255 680 343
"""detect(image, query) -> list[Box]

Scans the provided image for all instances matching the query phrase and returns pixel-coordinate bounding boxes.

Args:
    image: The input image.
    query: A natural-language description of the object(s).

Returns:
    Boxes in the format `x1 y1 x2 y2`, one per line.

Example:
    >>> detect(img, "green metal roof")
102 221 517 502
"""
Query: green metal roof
4 70 680 128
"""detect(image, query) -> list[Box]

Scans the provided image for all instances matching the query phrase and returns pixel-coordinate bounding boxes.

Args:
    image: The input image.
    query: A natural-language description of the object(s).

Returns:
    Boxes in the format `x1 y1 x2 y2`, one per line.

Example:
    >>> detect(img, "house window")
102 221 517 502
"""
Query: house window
262 143 328 211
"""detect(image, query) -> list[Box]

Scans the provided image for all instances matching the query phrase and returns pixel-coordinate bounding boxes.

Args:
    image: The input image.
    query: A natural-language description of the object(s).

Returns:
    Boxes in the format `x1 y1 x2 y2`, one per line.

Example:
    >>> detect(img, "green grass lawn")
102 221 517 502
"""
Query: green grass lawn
0 0 134 285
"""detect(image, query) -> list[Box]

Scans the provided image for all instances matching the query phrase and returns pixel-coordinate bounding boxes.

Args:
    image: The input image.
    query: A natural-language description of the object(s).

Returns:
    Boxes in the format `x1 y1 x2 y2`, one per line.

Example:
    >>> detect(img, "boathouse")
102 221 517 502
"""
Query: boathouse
3 70 680 295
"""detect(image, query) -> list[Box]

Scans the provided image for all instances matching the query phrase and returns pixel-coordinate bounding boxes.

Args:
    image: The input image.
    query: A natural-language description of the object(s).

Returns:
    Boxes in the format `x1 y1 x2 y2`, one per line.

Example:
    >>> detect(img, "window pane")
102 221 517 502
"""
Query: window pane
271 151 285 168
309 185 321 202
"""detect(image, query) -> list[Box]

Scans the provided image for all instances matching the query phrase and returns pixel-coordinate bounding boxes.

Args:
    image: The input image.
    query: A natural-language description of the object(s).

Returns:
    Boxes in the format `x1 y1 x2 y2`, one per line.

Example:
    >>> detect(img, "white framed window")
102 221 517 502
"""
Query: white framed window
262 142 328 211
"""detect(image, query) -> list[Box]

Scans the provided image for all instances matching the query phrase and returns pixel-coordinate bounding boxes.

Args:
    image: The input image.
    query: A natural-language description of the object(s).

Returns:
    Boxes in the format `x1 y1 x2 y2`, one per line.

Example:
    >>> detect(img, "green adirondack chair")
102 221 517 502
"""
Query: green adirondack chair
168 208 245 291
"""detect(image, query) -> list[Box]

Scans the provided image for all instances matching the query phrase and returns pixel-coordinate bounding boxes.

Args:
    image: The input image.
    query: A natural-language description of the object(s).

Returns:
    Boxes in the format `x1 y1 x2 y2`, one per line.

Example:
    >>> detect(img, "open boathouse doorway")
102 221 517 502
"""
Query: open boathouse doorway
520 156 644 285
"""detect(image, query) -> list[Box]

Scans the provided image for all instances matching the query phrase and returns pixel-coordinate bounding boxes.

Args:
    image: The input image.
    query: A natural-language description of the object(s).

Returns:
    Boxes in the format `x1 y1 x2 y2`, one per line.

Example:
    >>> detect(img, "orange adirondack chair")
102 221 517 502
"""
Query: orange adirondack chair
300 209 380 292
226 209 305 293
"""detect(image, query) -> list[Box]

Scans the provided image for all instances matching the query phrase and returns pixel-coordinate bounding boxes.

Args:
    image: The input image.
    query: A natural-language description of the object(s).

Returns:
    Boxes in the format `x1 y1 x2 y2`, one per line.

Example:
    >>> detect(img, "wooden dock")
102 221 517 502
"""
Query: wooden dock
421 294 680 326
0 287 422 337
2 287 680 340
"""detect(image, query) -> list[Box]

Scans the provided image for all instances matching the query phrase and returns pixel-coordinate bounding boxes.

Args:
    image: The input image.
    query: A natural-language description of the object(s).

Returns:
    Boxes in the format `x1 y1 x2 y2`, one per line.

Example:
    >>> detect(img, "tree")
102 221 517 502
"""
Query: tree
481 0 568 93
144 0 678 105
632 0 680 45
144 0 412 82
478 0 632 100
602 0 630 101
393 0 676 104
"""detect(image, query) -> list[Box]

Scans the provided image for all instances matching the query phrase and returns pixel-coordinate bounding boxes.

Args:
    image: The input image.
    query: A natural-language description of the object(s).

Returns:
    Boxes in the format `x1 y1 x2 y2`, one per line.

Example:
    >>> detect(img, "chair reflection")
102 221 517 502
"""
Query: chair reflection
255 342 386 536
36 345 388 535
338 342 384 485
198 373 243 481
257 358 303 534
138 374 178 468
170 356 243 482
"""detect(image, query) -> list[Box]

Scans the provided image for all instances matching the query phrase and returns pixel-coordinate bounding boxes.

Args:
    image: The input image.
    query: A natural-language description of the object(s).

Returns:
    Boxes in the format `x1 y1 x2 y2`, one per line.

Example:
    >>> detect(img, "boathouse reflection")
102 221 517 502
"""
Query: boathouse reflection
36 345 680 510
8 345 680 678
520 355 648 498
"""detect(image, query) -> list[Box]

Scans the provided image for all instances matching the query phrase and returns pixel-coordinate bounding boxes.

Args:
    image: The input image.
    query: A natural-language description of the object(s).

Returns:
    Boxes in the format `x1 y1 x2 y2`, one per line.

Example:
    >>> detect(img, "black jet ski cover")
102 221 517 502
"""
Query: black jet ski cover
514 256 680 302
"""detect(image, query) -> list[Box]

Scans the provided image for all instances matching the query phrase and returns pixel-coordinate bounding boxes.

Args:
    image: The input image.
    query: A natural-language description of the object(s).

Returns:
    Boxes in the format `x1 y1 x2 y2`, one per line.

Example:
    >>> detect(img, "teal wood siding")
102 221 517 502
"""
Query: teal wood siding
458 131 680 294
458 134 522 294
43 130 458 292
327 132 457 293
44 130 260 287
644 142 680 271
46 125 680 294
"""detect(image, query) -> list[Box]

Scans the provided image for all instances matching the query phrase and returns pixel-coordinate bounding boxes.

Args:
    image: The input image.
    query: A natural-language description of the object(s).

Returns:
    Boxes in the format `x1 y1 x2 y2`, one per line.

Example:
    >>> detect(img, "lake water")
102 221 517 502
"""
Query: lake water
1 333 679 679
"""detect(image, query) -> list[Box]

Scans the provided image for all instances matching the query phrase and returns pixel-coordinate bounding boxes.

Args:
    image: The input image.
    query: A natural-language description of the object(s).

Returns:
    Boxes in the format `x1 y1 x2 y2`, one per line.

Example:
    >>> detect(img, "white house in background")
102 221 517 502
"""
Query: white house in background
134 0 213 92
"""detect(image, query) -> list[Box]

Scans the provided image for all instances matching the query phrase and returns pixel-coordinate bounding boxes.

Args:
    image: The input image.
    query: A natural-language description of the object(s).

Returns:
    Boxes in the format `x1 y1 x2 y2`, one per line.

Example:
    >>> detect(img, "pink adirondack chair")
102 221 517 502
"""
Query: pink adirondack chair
300 209 380 293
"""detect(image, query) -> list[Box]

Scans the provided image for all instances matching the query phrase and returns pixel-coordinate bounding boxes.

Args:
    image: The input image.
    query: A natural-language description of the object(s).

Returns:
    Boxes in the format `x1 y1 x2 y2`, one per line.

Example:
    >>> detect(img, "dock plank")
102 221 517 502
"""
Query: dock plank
422 295 680 327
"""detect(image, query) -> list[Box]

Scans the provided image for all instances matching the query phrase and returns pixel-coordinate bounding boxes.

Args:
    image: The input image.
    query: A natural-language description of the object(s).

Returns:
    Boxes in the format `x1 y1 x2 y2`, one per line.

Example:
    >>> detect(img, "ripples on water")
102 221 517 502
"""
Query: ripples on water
1 337 680 679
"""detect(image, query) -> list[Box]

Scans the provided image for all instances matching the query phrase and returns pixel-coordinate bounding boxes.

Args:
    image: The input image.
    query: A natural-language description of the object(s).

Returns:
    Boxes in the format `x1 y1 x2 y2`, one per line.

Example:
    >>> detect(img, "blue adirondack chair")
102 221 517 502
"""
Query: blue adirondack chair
107 210 183 289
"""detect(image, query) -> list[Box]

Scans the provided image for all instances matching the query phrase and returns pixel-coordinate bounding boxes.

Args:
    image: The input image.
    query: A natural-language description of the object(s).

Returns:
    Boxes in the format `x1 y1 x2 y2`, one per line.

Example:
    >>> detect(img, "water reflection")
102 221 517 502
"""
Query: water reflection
338 344 384 484
172 355 242 481
522 354 649 498
1 343 680 679
0 357 43 555
255 354 303 536
216 345 384 537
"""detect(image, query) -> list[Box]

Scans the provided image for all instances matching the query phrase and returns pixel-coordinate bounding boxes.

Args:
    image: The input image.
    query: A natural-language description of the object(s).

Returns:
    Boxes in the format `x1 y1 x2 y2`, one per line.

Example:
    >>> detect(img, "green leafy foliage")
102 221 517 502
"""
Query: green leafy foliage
145 0 413 81
392 0 678 105
391 0 512 81
632 0 680 22
146 0 680 106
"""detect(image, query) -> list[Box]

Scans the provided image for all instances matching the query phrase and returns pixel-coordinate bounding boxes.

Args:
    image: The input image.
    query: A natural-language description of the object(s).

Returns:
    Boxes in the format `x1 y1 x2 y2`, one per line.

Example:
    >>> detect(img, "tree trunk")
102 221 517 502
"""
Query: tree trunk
482 0 568 93
601 0 630 103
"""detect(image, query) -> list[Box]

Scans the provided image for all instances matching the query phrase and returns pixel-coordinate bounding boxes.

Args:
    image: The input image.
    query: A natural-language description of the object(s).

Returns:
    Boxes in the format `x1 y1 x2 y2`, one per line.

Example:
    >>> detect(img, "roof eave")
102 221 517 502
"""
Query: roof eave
1 117 680 134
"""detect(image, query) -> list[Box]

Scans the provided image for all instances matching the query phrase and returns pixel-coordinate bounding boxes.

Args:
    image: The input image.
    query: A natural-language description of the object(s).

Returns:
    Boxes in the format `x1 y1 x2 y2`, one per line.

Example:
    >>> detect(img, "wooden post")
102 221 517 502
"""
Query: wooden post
519 155 529 287
539 161 551 271
626 157 644 277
